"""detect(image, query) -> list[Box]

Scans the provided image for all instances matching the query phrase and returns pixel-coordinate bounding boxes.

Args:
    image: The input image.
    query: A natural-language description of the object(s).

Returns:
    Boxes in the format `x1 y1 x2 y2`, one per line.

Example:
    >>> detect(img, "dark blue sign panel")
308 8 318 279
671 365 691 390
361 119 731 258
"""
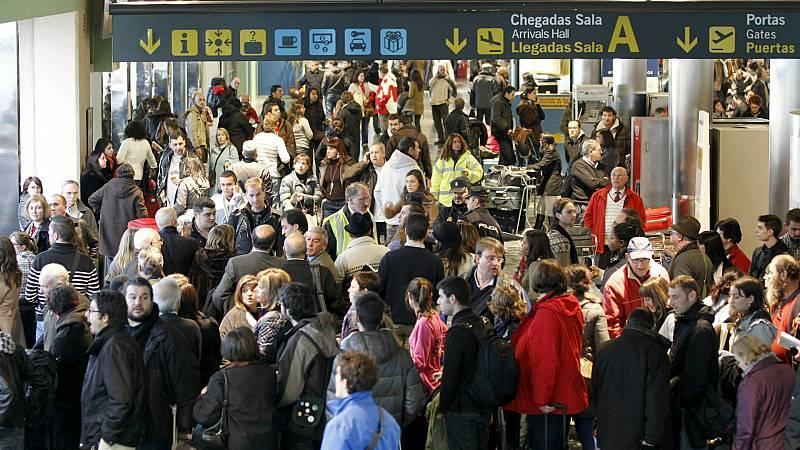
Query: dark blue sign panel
115 11 800 60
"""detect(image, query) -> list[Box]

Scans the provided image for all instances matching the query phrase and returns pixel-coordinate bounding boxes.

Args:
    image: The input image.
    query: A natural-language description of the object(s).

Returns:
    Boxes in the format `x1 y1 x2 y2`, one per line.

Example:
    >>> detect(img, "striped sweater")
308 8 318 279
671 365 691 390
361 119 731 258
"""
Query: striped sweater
24 243 100 318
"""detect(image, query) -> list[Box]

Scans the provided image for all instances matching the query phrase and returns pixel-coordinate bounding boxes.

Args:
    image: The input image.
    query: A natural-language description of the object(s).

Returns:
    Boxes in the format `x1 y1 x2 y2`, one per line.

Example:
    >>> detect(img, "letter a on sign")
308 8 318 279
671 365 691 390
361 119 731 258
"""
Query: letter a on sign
608 16 639 52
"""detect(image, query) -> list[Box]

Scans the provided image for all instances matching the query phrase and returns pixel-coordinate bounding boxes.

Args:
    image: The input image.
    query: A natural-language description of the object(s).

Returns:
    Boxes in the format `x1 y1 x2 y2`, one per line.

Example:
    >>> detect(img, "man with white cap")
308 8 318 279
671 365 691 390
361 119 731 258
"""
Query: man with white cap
602 236 669 339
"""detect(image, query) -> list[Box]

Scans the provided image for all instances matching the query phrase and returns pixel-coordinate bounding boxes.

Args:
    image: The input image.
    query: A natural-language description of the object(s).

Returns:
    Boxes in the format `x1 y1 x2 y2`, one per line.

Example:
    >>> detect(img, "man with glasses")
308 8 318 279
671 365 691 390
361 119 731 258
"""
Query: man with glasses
602 237 669 339
464 237 521 321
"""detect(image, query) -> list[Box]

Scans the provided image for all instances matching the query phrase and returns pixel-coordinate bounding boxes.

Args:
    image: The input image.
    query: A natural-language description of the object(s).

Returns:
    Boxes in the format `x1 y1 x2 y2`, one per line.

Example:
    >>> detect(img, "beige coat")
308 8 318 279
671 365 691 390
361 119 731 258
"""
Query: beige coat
0 281 25 346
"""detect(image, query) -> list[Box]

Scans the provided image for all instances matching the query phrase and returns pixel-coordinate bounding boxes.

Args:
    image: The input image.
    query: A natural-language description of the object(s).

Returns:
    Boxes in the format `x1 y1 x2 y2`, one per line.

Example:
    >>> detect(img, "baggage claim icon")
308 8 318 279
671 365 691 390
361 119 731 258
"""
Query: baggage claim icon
240 29 267 56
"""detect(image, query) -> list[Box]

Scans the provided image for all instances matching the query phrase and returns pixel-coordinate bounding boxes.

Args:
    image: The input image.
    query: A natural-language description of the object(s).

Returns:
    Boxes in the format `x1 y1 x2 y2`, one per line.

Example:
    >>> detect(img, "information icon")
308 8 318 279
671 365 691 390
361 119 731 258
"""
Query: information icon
171 30 198 56
309 29 336 56
380 29 406 56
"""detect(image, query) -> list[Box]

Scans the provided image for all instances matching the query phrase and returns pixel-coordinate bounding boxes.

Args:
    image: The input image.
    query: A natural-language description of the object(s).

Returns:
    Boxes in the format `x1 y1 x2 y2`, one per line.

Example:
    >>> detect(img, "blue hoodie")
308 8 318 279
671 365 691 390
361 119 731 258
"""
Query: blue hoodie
321 391 401 450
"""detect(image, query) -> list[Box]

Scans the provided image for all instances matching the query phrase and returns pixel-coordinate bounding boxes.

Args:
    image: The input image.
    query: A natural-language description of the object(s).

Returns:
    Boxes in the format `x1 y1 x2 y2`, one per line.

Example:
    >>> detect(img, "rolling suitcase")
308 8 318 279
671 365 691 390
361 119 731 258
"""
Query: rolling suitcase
543 403 568 450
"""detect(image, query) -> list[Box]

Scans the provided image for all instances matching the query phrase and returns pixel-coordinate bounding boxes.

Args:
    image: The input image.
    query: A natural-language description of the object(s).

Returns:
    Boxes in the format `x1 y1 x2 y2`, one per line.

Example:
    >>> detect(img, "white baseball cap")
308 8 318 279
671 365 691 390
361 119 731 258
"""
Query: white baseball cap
627 237 653 260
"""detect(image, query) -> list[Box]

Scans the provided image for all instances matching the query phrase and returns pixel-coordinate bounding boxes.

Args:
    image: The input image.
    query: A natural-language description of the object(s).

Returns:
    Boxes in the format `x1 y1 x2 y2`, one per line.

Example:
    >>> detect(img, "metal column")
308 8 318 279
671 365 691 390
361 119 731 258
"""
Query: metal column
669 59 713 219
612 59 646 121
0 22 19 235
572 59 601 86
769 60 800 214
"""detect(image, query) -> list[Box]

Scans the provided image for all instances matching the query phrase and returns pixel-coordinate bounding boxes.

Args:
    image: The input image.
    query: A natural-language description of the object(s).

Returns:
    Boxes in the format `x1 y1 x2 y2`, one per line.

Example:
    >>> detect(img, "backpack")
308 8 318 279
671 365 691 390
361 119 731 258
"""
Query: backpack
560 160 575 198
24 349 58 425
457 321 518 408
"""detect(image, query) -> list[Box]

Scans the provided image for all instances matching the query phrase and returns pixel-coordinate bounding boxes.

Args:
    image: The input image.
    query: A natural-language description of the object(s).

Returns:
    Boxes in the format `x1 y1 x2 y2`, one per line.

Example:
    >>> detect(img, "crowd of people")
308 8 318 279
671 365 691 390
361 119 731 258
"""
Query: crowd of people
3 57 800 450
711 59 770 120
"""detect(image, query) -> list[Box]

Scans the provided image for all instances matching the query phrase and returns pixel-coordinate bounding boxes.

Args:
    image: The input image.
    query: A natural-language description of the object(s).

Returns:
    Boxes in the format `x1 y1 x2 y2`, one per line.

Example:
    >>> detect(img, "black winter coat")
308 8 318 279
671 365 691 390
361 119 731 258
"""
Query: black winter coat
529 144 563 196
337 101 363 155
194 364 279 450
159 227 201 276
81 326 146 448
219 100 254 158
669 302 719 448
189 248 235 311
80 168 109 207
127 307 200 439
51 307 92 409
594 326 671 450
490 93 513 136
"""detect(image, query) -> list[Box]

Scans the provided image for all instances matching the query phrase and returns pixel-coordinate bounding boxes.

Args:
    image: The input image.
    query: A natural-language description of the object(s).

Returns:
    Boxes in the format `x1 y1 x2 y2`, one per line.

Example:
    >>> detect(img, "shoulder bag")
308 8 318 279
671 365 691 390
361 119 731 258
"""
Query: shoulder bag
366 407 384 450
193 370 229 450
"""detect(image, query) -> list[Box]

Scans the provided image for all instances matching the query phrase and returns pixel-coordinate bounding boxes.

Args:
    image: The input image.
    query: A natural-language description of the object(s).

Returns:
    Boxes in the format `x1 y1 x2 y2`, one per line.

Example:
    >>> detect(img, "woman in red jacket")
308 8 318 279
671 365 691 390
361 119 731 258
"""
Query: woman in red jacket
505 259 588 450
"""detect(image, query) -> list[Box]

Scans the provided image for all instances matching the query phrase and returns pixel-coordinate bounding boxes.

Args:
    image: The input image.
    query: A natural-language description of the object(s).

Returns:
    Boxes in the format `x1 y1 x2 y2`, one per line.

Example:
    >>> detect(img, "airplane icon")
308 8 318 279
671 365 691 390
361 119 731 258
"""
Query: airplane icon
477 28 504 54
480 31 502 47
708 26 735 53
712 30 733 44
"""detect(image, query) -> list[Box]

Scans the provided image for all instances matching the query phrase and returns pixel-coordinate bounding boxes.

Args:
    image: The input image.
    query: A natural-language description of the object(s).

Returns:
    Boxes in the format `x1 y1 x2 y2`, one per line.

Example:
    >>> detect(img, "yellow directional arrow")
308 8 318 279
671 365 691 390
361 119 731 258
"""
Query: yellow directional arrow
445 28 467 55
676 26 697 53
139 28 161 55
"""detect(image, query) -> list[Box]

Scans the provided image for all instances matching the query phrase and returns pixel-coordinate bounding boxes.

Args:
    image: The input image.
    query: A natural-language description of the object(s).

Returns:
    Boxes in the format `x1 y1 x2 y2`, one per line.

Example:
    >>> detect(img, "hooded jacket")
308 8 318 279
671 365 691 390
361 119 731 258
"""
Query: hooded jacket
385 125 432 178
88 177 148 257
735 355 794 450
430 151 483 207
506 291 588 415
470 70 498 109
374 151 421 226
327 329 425 427
593 325 671 450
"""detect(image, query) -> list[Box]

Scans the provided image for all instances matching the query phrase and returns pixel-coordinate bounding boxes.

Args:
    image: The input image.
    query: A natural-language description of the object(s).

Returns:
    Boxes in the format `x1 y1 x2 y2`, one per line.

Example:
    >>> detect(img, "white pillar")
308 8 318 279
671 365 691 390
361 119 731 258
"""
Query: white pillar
769 60 800 214
18 10 90 193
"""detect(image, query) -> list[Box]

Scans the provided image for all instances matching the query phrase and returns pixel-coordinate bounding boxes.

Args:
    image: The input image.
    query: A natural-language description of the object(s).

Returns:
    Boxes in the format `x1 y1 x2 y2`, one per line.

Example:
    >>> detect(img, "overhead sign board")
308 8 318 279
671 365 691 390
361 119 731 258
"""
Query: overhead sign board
113 10 800 60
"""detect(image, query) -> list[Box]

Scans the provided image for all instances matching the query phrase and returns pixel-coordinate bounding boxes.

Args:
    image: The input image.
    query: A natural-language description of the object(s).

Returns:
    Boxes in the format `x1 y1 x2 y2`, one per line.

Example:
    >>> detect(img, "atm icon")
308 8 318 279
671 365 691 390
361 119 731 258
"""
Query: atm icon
313 33 333 51
309 29 336 55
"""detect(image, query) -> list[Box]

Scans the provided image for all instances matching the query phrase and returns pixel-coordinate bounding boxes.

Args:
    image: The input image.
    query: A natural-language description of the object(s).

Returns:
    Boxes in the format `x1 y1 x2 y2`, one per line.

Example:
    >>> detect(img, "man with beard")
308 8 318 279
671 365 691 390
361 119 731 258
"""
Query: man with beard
781 208 800 260
764 255 800 363
435 177 470 226
124 277 199 449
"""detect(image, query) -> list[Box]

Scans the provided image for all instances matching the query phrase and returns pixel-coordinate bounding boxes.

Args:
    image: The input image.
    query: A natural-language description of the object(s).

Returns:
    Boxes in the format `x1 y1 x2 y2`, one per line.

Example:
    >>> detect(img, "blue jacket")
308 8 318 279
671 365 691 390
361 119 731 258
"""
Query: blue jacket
322 391 401 450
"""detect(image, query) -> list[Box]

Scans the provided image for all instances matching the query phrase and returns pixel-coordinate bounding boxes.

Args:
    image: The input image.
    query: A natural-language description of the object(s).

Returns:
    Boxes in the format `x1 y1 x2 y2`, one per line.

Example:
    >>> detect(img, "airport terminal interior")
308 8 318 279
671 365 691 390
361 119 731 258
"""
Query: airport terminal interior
2 1 800 449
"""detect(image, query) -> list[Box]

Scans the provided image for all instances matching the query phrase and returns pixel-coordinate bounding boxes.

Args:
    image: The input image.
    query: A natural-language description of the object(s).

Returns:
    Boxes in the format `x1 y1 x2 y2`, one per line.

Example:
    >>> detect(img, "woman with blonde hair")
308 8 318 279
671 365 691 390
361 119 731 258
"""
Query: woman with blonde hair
219 275 259 337
406 277 446 393
253 268 292 363
0 237 25 346
731 334 794 449
207 127 239 193
23 194 51 254
173 155 210 215
105 228 138 284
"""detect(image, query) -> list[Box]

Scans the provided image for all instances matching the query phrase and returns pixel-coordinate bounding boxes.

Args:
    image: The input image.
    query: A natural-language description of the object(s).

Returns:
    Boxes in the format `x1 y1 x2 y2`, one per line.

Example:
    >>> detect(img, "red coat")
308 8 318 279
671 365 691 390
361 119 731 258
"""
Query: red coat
727 245 751 274
506 292 588 415
602 263 670 339
771 295 798 363
583 185 646 254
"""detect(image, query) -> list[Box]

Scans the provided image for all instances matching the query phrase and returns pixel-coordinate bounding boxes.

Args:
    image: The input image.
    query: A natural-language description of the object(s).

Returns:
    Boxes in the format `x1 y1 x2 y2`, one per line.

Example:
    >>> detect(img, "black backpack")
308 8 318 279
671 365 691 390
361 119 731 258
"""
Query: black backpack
24 349 58 425
457 321 518 408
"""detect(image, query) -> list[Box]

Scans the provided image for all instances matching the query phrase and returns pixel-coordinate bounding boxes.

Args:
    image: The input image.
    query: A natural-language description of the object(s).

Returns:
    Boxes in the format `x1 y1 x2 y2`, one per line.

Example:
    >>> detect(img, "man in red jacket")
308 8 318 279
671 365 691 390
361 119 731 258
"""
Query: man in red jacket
583 167 646 268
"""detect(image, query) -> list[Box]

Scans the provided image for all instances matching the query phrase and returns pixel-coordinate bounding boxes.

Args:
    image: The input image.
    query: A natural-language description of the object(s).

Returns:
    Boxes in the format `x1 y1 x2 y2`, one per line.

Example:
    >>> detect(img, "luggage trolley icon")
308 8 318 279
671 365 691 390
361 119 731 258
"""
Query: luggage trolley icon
312 32 334 52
